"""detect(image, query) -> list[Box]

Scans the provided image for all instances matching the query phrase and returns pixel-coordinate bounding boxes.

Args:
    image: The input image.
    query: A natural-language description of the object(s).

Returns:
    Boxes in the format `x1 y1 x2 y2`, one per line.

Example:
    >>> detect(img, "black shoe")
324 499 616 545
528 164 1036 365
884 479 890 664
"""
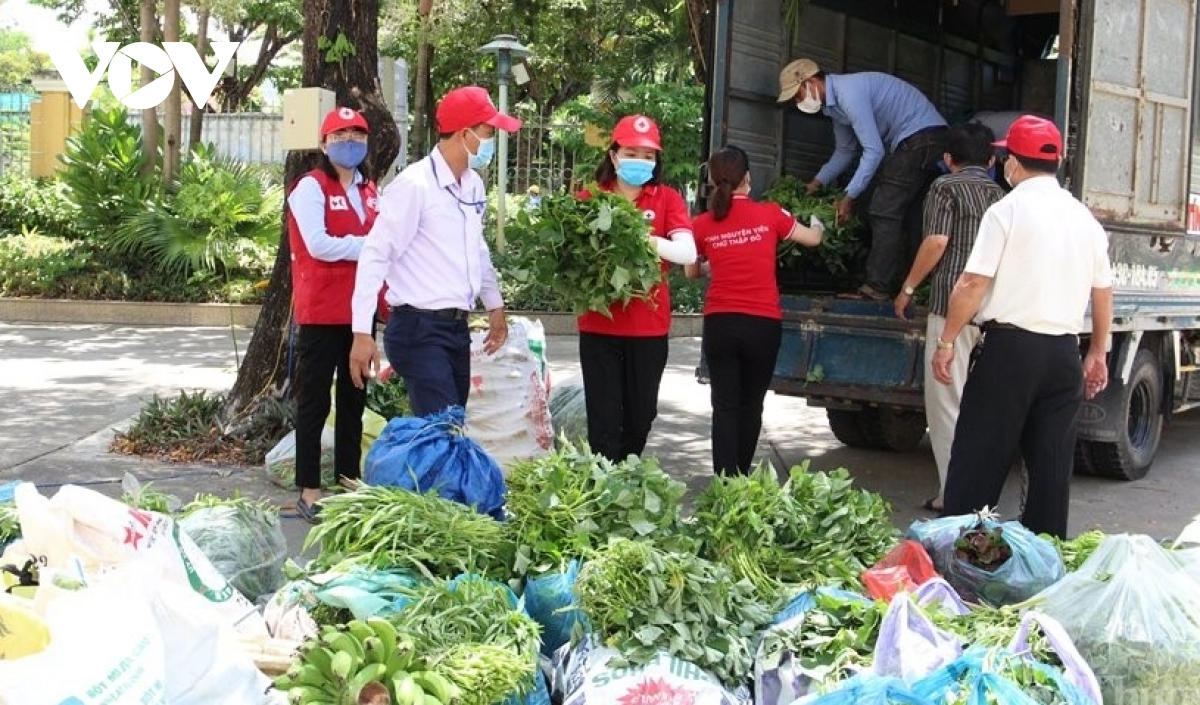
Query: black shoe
695 366 710 385
296 497 323 524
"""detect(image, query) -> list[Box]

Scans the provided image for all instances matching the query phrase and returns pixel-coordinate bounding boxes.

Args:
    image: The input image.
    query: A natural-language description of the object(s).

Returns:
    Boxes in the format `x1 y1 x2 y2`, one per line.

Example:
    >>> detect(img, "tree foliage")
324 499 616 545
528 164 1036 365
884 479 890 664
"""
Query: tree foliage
0 30 52 87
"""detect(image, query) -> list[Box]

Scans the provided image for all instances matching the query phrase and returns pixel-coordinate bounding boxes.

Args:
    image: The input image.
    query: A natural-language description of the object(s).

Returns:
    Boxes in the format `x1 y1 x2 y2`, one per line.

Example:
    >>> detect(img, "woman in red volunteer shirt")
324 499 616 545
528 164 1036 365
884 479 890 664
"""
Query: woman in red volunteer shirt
577 115 697 462
686 145 823 475
285 107 379 523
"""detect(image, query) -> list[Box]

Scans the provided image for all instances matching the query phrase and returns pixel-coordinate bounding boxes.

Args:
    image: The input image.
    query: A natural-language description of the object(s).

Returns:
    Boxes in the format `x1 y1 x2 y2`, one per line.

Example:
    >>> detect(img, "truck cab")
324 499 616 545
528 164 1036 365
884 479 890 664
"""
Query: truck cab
705 0 1200 480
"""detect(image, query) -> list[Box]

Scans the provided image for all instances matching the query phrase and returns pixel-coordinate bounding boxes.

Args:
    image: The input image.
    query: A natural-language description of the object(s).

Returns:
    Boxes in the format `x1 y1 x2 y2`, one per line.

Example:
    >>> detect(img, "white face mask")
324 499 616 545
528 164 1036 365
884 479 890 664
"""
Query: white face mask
1003 157 1016 187
796 83 822 114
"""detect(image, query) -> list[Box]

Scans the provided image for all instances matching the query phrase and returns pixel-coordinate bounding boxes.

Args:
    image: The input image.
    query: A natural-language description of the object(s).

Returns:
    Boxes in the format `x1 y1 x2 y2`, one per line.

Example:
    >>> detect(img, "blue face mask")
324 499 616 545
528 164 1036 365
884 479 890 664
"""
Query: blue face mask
616 157 656 186
326 141 368 169
467 132 496 169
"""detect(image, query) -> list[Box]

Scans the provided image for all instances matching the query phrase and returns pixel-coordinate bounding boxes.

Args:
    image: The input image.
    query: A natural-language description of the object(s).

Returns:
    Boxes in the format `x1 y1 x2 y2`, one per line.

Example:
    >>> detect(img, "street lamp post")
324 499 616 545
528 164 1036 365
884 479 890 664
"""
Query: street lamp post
477 34 531 250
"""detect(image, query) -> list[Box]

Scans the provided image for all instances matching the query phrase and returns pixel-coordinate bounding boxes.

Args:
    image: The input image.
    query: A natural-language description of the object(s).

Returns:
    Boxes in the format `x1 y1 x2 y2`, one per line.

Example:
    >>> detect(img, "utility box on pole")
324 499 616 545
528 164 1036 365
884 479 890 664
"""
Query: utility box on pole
282 87 336 151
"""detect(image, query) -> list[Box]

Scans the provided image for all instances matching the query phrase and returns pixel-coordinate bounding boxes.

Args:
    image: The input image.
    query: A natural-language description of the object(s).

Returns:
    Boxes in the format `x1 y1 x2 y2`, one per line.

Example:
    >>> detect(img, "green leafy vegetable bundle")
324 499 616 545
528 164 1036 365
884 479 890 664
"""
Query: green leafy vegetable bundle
763 175 866 280
0 503 17 547
178 493 288 600
573 537 773 686
503 438 693 577
502 188 663 317
365 372 411 420
1041 529 1106 572
758 591 885 687
692 462 897 605
304 485 506 576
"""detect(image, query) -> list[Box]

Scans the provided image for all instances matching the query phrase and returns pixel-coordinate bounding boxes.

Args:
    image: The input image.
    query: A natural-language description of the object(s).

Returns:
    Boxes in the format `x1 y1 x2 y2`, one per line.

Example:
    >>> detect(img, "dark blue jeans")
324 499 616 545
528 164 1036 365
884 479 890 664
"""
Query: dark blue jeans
383 309 471 417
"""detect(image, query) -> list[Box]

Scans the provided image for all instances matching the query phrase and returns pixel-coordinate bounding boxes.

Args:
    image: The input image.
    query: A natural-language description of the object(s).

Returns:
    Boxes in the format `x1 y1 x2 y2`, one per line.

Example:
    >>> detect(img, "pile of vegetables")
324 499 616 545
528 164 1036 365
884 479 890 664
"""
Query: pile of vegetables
763 175 867 283
304 485 506 577
573 537 773 685
365 370 412 420
504 438 692 577
178 493 289 600
502 188 663 317
692 462 897 605
759 591 886 685
0 502 17 548
1043 529 1106 572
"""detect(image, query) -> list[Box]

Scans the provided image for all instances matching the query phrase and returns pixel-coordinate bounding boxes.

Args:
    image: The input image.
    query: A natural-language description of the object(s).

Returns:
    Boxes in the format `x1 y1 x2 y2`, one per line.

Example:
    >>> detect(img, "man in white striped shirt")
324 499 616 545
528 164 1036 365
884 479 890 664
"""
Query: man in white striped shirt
347 86 521 416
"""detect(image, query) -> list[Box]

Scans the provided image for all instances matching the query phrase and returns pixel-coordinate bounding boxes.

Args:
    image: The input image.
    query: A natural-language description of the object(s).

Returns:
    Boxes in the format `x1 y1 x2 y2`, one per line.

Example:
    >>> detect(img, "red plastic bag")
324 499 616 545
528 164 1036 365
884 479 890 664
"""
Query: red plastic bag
862 540 938 601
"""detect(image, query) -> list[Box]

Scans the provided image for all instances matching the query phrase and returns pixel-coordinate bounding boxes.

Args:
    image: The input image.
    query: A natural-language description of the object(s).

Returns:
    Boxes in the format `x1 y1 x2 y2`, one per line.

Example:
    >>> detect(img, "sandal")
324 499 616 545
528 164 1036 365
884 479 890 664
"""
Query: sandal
296 496 323 524
837 285 889 302
921 497 943 513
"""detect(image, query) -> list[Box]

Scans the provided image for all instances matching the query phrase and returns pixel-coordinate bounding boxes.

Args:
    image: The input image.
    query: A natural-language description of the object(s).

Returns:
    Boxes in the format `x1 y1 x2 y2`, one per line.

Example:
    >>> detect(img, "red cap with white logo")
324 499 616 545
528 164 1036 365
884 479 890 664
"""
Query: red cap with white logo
321 107 370 137
611 115 662 151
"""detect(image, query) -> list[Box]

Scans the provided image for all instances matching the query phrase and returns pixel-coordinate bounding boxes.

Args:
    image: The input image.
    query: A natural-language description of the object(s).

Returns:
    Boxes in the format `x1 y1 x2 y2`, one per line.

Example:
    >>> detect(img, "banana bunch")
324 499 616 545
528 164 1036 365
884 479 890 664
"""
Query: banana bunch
273 617 464 705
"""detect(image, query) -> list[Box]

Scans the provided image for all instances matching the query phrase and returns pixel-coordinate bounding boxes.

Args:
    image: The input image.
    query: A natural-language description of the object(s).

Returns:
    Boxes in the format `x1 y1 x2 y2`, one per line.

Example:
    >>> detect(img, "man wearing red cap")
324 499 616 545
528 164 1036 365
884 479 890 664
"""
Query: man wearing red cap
347 86 521 418
286 106 378 522
930 115 1114 538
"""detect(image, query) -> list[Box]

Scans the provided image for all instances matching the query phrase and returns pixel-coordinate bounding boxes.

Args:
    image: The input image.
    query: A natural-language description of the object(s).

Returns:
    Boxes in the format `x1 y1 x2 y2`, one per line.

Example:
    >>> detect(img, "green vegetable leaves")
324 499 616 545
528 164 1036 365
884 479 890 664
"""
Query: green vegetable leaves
502 188 663 317
763 176 867 289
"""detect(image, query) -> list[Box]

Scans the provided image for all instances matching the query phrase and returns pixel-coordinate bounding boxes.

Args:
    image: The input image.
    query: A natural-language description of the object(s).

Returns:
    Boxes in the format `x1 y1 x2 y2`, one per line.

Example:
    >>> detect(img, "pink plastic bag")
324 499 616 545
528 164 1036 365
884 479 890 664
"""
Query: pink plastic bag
862 540 939 601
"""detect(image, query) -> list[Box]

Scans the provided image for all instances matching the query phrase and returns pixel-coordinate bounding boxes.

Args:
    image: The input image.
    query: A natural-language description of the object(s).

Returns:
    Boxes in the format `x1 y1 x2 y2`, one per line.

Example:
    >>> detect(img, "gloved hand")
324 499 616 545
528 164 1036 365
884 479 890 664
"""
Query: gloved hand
809 214 827 233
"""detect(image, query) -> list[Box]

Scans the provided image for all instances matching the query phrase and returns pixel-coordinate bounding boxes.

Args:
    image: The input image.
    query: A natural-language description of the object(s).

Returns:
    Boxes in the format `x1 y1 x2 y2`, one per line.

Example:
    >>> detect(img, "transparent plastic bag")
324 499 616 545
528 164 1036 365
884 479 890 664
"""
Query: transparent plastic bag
1036 533 1200 705
178 502 288 602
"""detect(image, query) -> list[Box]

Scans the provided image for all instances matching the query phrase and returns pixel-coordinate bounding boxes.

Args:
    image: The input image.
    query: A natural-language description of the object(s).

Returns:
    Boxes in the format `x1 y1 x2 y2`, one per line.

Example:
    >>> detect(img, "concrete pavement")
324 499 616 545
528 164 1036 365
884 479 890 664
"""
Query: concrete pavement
2 321 1196 558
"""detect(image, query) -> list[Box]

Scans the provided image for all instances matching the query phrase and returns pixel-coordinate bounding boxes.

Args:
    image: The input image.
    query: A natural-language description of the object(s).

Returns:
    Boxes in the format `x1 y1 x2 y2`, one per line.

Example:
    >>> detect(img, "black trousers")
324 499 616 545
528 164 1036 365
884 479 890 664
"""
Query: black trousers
704 313 782 475
294 324 366 489
864 127 947 293
943 327 1084 538
579 332 669 462
383 309 470 418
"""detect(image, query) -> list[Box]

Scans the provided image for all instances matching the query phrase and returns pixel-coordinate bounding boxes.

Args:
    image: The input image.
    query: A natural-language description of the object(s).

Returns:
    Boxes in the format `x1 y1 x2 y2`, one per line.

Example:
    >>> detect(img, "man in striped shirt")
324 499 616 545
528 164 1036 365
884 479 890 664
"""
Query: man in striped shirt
894 122 1005 512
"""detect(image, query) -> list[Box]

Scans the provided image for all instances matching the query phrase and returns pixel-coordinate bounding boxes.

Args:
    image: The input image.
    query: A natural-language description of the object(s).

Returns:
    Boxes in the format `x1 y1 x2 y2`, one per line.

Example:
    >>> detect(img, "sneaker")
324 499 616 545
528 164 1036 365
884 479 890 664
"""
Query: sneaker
296 497 323 525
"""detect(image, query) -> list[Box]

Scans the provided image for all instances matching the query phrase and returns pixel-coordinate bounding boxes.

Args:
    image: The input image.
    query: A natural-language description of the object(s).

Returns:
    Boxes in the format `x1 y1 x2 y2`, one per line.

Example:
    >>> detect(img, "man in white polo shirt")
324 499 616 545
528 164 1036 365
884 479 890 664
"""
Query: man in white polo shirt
929 115 1113 538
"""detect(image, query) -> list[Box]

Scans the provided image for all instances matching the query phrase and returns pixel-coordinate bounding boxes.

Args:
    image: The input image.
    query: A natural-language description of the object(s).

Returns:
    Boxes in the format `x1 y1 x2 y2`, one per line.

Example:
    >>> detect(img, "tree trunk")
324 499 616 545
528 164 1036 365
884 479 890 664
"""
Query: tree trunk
410 0 434 158
163 0 182 183
187 7 210 154
139 0 159 177
685 0 711 86
222 0 399 425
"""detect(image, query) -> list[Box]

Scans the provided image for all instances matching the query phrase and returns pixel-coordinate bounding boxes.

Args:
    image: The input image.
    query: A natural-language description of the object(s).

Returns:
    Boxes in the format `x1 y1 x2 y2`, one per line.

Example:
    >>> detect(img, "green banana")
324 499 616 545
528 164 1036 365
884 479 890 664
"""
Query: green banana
411 671 461 705
361 636 387 665
346 619 376 644
346 662 389 702
288 684 335 705
366 616 398 654
305 647 335 680
330 650 357 683
384 649 415 678
393 673 426 705
294 663 337 692
327 631 366 662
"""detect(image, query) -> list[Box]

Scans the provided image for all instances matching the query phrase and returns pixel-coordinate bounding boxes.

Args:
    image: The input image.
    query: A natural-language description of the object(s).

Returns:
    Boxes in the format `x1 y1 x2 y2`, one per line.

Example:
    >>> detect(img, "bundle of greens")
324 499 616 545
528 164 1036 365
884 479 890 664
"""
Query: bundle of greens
178 493 288 600
758 592 886 688
0 503 17 547
572 537 773 686
503 438 692 577
692 462 897 605
502 188 662 317
365 372 411 420
304 485 506 577
923 601 1055 665
1042 529 1106 572
763 175 866 278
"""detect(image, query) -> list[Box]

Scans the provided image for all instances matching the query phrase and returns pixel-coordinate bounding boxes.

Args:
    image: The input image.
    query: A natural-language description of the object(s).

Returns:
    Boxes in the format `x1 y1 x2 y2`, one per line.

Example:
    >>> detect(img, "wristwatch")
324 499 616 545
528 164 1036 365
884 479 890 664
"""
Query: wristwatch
902 285 916 296
936 338 953 350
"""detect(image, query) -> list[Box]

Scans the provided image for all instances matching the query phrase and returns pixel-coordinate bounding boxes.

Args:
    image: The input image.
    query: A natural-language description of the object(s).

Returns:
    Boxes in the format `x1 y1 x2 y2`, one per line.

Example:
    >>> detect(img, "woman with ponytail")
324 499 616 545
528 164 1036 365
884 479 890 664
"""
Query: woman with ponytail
685 146 824 475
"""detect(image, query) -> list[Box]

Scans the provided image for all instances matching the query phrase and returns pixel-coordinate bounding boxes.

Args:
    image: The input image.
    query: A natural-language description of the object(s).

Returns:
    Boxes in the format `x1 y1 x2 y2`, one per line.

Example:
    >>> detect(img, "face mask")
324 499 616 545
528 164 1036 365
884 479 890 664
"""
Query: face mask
1003 158 1016 187
796 83 822 114
466 131 496 169
616 157 656 186
326 141 368 169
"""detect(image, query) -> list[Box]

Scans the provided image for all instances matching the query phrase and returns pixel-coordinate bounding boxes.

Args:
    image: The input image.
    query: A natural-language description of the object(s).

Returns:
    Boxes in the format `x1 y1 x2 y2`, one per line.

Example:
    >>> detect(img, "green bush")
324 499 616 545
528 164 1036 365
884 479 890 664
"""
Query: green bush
0 233 90 295
0 175 82 239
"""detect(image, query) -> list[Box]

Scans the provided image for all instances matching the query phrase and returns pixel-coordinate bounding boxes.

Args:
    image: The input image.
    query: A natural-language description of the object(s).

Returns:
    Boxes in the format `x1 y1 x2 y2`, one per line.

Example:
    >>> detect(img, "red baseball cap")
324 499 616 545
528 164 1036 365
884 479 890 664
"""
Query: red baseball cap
436 86 522 133
993 115 1062 160
611 115 662 151
321 107 370 137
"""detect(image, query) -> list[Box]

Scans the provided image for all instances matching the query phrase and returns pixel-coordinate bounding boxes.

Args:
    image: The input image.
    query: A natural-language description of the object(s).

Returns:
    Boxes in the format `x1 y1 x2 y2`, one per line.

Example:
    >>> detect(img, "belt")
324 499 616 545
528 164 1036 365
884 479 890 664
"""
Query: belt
391 304 470 321
982 320 1022 332
897 125 947 151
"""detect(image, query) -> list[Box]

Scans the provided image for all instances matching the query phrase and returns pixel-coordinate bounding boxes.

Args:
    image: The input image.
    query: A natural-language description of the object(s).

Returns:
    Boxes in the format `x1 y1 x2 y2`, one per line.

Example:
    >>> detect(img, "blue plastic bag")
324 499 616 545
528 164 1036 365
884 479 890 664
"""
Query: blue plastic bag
906 514 1064 606
913 646 1096 705
793 674 932 705
365 406 507 519
524 560 586 657
309 566 424 620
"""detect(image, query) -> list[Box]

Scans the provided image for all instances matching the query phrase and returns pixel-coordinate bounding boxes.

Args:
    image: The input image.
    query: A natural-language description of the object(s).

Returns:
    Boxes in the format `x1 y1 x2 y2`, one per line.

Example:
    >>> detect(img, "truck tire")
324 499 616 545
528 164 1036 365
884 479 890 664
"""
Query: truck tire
860 408 928 452
1072 440 1097 476
826 409 872 448
1088 349 1163 481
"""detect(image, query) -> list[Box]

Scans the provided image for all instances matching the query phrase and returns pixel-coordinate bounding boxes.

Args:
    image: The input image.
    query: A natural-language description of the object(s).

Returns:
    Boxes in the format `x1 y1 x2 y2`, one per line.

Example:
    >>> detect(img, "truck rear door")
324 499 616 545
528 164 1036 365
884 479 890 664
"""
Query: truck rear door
1075 0 1197 229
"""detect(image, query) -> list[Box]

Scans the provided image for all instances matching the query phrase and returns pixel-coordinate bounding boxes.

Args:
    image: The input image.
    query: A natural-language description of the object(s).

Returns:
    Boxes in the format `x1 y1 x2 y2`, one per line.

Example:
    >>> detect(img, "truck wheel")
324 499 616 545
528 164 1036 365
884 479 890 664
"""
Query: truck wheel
1072 440 1097 476
860 408 928 452
826 409 873 448
1089 349 1163 481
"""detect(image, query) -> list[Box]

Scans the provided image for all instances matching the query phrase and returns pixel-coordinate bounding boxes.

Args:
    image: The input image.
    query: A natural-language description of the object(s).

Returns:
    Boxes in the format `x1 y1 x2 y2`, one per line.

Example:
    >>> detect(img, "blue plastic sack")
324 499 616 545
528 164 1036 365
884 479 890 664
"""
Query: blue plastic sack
365 406 507 519
792 674 932 705
309 566 424 620
772 586 867 625
913 646 1096 705
906 514 1064 606
524 560 586 657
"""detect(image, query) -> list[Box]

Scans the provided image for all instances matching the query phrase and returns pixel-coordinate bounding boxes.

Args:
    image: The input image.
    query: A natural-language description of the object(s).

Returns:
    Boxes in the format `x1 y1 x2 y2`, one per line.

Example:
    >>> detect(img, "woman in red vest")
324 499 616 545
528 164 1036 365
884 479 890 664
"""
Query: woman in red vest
285 107 379 522
577 115 696 462
686 145 823 475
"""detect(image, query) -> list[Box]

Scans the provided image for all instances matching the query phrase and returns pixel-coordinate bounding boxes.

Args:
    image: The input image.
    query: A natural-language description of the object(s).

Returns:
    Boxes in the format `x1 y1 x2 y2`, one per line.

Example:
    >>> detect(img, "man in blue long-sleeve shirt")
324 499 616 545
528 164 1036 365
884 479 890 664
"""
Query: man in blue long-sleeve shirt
778 58 947 300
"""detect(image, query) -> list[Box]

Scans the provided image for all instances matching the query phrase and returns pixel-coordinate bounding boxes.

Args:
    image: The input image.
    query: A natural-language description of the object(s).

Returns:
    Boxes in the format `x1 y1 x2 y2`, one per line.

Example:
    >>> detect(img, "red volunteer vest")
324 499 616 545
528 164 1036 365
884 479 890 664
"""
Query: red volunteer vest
287 169 379 325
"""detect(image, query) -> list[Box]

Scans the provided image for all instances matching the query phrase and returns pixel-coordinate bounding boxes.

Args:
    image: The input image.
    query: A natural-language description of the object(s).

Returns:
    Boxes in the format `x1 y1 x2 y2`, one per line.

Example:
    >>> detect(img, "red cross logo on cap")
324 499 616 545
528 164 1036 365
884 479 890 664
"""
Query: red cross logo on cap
338 107 355 119
633 116 652 133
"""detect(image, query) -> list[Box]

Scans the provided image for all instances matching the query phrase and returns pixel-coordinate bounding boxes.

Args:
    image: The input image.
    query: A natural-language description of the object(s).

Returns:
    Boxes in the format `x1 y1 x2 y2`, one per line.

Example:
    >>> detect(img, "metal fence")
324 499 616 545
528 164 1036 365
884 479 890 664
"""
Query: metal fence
126 110 286 165
0 106 31 178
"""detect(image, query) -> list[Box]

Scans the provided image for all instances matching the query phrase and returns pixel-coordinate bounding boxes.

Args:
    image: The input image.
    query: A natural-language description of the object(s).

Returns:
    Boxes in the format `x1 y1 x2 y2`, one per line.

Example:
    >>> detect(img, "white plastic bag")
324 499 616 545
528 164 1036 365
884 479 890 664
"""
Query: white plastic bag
264 427 337 489
871 593 962 682
466 317 553 469
0 569 169 705
552 635 748 705
12 483 267 636
262 580 320 641
1008 611 1102 705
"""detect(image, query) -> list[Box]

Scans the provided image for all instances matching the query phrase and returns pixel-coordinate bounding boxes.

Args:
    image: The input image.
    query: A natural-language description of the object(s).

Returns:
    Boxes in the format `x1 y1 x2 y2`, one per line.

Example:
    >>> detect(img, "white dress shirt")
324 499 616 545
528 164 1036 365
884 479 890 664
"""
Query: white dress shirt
351 147 503 333
287 171 367 262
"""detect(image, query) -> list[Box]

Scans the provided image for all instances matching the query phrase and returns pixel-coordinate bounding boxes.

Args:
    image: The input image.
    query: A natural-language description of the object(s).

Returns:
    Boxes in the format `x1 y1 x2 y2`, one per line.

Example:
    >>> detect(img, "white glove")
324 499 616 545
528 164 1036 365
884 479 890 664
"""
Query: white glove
809 215 827 233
